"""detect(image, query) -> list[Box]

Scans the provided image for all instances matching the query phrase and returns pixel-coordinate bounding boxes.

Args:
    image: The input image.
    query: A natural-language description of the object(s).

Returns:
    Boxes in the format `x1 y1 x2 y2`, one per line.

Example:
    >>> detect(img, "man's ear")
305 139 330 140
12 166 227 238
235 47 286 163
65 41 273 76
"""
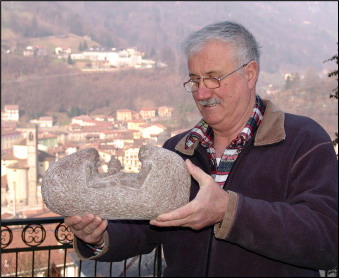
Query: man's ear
245 61 259 90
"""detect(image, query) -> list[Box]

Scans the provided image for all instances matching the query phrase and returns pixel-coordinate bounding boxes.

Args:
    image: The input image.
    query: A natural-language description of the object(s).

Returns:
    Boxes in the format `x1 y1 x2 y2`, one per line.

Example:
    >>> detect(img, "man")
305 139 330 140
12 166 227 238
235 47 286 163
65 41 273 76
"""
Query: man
65 21 338 276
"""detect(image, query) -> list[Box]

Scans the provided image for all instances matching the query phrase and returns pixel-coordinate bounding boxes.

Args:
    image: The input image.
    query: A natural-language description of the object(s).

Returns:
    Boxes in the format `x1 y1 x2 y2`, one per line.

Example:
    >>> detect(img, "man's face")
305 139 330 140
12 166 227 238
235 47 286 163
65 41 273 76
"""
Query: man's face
187 40 256 132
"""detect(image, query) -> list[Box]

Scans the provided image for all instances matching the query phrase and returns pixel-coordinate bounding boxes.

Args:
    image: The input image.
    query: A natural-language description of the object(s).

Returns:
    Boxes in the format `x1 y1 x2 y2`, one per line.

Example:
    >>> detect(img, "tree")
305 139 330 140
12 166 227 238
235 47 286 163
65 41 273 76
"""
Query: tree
324 44 338 99
67 54 74 65
83 40 88 50
67 106 84 117
78 41 84 51
285 75 292 90
324 43 338 147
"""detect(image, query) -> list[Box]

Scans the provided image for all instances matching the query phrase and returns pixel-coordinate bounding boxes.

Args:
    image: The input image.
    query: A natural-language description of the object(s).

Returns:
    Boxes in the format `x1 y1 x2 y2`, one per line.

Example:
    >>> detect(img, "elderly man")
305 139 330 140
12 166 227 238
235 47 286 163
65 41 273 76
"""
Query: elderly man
65 21 337 276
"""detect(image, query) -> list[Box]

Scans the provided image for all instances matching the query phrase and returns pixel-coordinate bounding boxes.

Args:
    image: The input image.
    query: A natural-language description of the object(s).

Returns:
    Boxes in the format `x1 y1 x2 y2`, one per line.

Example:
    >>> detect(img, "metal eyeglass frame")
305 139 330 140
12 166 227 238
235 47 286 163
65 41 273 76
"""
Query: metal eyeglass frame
183 62 249 93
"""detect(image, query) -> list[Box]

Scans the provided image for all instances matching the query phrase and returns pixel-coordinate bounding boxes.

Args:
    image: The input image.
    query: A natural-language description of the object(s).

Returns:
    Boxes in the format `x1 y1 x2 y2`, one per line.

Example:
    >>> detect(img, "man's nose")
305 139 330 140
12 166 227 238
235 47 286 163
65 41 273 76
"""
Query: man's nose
194 80 213 100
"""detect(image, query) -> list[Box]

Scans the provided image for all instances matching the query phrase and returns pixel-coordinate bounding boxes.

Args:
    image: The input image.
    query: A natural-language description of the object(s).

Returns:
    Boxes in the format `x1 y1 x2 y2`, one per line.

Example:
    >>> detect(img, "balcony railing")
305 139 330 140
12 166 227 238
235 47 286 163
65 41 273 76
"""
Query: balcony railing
1 217 162 277
2 216 337 277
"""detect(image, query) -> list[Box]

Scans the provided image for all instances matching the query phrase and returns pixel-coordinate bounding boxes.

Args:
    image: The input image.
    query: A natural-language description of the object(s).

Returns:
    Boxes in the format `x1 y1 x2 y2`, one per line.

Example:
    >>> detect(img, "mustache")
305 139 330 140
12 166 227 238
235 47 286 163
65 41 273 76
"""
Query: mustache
197 98 221 106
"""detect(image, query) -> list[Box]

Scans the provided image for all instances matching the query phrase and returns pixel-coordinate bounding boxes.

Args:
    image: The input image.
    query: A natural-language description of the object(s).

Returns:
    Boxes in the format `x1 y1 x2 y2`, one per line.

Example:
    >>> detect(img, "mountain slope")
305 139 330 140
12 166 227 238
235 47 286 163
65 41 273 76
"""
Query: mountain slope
2 1 338 73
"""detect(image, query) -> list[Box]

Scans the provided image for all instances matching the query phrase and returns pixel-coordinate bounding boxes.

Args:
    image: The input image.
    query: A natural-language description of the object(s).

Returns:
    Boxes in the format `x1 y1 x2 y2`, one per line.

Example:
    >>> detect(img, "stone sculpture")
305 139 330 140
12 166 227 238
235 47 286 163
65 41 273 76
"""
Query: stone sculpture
41 145 191 219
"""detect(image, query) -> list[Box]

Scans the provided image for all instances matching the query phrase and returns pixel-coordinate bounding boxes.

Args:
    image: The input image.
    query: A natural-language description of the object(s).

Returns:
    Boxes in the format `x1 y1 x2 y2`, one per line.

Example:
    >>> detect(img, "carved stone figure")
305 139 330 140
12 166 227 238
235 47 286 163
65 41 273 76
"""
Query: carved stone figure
41 145 191 219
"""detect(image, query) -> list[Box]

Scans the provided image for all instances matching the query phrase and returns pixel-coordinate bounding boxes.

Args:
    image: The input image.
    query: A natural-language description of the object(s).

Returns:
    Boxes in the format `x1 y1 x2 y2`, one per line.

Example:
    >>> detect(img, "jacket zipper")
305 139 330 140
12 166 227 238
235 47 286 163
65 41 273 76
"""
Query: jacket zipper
192 148 214 277
205 227 214 276
200 143 253 276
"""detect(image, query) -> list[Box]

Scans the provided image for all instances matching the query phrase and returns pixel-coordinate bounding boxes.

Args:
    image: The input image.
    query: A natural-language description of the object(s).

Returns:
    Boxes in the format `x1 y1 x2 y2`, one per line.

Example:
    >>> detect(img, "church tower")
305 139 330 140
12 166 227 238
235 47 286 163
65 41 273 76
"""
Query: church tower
26 125 38 207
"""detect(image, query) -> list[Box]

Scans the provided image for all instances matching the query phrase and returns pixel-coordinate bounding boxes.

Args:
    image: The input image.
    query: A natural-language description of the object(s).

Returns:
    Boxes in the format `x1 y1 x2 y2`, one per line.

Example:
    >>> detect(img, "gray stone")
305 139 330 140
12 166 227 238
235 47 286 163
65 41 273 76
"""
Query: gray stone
41 145 191 219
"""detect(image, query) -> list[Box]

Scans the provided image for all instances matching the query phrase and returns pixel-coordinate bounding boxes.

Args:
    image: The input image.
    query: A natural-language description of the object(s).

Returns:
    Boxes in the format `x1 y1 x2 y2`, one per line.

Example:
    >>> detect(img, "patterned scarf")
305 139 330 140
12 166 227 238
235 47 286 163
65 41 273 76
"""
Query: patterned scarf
185 95 266 187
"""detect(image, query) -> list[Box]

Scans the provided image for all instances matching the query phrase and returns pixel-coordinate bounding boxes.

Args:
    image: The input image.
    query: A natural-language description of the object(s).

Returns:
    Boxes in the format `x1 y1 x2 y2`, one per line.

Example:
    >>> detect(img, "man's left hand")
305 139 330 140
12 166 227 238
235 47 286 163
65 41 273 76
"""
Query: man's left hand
150 159 228 230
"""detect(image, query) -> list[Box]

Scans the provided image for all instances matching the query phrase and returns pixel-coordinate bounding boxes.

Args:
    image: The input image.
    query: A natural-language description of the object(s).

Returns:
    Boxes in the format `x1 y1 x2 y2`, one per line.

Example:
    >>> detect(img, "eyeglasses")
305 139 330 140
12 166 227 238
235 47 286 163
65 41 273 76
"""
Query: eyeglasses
183 63 249 93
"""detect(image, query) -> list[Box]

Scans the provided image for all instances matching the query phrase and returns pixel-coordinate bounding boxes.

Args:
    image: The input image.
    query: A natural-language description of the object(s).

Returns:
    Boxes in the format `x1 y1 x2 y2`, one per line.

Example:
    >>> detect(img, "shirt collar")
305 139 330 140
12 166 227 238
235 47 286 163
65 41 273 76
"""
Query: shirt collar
185 95 266 150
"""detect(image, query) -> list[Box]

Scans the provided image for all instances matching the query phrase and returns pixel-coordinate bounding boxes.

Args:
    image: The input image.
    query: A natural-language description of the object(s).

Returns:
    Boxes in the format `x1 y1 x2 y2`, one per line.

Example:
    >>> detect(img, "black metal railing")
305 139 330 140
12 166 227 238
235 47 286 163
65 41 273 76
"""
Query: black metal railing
1 217 162 277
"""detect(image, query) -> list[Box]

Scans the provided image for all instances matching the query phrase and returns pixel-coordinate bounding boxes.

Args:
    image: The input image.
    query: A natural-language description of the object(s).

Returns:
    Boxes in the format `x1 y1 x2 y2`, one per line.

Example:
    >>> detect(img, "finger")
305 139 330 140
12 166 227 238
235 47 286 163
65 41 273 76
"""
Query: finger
69 214 95 231
82 216 104 235
150 217 194 227
85 219 108 243
64 215 82 227
154 201 194 222
185 159 213 187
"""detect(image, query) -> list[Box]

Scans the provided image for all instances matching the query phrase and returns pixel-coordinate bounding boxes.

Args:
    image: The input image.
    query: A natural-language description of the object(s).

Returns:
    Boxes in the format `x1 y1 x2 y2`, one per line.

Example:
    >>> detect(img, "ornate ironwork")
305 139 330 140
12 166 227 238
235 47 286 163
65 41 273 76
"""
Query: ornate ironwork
55 222 73 244
1 225 13 248
22 224 46 247
1 217 163 277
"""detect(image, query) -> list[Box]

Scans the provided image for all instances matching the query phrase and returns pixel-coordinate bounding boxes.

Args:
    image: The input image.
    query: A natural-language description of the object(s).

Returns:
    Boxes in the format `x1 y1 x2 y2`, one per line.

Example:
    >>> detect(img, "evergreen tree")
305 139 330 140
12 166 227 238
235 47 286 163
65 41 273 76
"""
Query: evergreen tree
83 40 88 50
68 106 83 117
67 54 74 65
78 41 84 51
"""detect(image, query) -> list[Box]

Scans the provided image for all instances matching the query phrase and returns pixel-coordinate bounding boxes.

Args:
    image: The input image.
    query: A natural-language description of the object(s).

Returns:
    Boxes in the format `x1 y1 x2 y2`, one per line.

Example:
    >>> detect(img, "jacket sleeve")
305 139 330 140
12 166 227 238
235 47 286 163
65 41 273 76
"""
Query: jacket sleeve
74 220 161 261
216 140 338 270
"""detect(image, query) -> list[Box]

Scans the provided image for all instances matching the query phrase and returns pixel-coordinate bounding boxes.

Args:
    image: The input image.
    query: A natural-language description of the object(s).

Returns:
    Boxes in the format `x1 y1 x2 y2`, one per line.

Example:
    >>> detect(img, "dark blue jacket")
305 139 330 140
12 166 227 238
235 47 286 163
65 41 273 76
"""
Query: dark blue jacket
75 100 338 277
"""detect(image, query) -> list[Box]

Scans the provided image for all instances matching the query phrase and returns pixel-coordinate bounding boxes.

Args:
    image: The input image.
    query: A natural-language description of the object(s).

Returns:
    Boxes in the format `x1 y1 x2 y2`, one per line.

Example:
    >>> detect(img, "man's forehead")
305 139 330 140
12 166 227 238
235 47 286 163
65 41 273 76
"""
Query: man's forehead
187 54 234 76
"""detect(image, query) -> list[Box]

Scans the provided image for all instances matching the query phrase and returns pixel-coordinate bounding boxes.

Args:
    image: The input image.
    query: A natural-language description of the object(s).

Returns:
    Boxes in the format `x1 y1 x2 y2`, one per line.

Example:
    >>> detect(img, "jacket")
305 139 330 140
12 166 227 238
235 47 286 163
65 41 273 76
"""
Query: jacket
74 100 338 277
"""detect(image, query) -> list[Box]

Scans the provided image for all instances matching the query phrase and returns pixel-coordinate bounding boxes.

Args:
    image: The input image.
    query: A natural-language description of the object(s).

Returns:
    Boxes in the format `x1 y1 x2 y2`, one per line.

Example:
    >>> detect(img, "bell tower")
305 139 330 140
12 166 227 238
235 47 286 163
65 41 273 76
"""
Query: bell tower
26 125 38 207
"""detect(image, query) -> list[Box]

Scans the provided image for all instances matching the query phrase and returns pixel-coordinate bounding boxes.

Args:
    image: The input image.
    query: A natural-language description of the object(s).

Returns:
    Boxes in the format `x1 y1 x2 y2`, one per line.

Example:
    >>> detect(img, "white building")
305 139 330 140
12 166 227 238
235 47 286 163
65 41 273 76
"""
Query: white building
123 147 141 173
71 48 146 68
141 124 166 140
71 115 94 126
30 116 53 128
2 105 19 122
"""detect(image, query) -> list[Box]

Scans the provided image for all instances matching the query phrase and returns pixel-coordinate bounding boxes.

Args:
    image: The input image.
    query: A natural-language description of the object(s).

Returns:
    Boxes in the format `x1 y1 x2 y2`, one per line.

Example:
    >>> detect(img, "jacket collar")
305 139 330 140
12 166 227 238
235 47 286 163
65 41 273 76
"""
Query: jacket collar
175 99 286 156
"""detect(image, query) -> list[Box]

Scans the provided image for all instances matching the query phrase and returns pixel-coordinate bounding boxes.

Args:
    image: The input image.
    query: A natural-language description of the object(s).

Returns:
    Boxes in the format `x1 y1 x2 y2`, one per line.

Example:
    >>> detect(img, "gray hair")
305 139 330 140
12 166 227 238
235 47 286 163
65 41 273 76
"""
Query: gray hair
181 21 261 71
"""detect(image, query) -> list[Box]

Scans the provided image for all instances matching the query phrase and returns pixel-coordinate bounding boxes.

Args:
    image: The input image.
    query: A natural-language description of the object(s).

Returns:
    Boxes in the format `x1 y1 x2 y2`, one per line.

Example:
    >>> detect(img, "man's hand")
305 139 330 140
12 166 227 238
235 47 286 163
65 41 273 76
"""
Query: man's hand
150 159 228 230
64 214 108 245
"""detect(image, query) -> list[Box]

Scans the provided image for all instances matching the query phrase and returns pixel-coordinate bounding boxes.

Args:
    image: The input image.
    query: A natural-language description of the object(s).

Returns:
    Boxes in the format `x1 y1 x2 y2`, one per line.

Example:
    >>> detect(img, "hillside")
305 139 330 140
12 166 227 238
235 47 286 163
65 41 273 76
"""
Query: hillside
1 1 338 73
1 53 199 127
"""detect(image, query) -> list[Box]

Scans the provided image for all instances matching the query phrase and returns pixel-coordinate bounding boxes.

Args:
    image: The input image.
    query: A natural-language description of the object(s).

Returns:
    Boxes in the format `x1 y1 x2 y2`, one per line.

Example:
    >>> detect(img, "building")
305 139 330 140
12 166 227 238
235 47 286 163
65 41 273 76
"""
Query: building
127 120 147 131
116 109 133 122
55 46 72 58
30 116 54 128
93 115 115 122
123 147 142 173
71 115 94 126
141 124 166 140
158 106 173 118
23 45 48 57
1 175 9 206
140 108 157 121
1 127 55 215
70 48 145 69
1 130 23 154
1 121 17 131
2 105 19 122
68 125 113 142
38 133 58 150
4 155 30 211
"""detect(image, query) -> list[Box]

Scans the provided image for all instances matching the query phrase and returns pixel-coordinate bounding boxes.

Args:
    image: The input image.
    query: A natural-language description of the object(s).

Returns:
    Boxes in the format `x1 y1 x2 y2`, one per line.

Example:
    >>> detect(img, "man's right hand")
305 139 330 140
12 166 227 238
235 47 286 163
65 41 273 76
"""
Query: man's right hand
64 214 108 245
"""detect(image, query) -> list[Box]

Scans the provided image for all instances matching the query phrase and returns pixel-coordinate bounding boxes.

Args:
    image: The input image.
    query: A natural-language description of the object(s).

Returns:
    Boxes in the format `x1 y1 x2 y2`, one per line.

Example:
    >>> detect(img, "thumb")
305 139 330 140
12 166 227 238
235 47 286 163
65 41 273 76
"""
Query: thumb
185 159 213 187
